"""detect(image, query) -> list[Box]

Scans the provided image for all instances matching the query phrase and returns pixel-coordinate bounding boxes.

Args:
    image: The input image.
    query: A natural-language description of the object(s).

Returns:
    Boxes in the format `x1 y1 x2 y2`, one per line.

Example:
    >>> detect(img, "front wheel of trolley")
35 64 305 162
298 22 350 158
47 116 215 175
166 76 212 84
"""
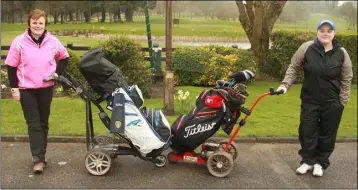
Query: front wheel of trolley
154 155 168 167
218 140 239 162
207 151 234 178
85 148 112 176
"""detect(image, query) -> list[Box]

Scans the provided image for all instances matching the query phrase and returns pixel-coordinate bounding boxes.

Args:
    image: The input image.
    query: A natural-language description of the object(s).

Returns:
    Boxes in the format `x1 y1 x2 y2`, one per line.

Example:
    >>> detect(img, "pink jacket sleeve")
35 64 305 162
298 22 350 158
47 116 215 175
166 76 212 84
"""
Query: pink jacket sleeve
55 39 69 60
5 37 21 67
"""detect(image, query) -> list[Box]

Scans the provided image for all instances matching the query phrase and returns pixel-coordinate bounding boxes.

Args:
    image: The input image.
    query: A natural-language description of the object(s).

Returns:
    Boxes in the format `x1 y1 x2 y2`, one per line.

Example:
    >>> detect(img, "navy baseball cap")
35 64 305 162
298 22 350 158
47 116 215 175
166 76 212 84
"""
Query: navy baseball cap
317 20 336 30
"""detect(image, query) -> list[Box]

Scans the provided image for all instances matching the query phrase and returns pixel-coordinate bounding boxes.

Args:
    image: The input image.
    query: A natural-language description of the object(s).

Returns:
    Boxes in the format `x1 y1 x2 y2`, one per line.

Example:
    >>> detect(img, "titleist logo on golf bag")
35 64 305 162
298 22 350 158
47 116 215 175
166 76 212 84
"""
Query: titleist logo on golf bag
184 122 216 138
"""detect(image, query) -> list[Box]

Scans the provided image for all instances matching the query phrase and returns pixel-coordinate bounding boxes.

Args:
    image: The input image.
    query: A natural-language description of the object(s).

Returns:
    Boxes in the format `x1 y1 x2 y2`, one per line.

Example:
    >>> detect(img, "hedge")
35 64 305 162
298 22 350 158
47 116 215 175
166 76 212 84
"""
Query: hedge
56 36 153 98
65 48 83 81
172 46 256 86
265 31 357 84
96 36 153 98
60 32 356 91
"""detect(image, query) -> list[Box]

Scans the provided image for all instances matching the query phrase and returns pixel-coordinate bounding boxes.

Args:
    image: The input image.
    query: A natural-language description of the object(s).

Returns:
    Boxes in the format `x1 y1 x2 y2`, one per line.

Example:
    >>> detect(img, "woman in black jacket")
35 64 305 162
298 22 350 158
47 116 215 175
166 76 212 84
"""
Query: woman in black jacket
276 20 353 177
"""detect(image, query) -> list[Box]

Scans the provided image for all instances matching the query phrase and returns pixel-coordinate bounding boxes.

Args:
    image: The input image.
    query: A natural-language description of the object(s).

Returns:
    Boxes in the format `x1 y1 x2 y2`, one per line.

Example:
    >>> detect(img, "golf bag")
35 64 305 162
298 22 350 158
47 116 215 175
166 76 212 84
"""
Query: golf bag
170 88 242 154
79 47 171 155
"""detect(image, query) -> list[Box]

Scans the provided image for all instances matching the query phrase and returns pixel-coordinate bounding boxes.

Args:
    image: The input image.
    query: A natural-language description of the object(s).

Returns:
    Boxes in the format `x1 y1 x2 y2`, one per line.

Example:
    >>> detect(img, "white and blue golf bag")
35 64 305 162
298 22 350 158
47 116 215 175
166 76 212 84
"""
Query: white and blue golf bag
78 47 171 156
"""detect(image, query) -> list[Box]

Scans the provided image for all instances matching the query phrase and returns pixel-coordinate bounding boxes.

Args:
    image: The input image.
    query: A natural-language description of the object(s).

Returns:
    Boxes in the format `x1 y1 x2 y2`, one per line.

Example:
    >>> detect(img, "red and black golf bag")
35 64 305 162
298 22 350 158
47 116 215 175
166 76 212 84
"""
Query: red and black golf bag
169 70 254 154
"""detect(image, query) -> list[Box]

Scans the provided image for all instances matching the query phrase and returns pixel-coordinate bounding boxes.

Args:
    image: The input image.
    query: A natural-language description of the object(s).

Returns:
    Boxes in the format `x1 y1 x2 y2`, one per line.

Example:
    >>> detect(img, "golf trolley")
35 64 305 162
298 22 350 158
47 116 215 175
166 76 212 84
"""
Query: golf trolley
45 73 171 176
167 80 285 177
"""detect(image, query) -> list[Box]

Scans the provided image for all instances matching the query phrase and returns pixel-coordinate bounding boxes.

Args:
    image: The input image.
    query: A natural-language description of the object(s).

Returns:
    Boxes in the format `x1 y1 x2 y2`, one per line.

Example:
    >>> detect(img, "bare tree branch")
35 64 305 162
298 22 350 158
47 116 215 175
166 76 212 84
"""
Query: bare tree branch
246 1 254 25
266 1 286 31
236 1 252 38
251 1 264 45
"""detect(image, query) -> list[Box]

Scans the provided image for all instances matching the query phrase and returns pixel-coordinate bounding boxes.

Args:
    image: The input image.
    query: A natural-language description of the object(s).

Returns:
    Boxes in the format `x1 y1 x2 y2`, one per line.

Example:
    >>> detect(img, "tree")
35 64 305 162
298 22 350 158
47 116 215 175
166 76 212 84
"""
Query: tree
120 1 157 22
1 1 23 23
279 1 310 26
104 1 123 23
235 1 287 76
339 2 357 30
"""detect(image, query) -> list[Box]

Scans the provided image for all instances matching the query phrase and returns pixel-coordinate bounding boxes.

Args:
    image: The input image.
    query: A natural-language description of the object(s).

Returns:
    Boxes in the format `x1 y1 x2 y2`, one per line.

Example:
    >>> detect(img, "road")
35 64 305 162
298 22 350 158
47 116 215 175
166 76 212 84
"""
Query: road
1 142 357 189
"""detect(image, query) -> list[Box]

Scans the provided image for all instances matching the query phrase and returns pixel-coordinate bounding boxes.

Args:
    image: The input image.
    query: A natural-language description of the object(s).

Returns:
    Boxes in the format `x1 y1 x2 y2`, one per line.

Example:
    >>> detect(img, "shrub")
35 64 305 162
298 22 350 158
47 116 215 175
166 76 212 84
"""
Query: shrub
97 36 153 98
64 48 83 81
173 46 256 86
172 47 215 86
208 45 256 72
335 34 357 84
199 54 238 86
264 31 315 83
1 70 9 92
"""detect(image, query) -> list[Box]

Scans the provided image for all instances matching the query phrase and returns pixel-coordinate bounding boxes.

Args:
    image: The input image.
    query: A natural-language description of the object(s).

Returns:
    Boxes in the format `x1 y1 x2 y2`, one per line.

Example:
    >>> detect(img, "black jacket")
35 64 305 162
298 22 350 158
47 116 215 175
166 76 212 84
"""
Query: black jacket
301 39 344 104
280 39 353 106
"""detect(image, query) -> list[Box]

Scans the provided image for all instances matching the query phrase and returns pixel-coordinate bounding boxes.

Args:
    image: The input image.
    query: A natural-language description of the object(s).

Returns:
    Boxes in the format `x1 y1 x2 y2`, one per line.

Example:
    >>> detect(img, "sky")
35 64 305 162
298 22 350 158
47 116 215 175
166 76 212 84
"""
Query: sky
338 1 355 6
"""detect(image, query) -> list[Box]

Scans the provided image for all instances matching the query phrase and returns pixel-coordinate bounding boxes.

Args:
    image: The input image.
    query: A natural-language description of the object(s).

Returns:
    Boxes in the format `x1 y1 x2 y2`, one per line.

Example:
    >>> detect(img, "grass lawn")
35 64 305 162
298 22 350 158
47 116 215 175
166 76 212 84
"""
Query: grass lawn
1 82 356 138
1 13 357 46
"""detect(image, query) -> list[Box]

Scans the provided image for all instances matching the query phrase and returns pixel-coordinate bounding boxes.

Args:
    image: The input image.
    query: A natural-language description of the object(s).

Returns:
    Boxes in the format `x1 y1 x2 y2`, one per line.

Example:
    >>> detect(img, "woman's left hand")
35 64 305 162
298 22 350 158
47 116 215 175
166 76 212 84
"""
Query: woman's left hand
44 73 58 82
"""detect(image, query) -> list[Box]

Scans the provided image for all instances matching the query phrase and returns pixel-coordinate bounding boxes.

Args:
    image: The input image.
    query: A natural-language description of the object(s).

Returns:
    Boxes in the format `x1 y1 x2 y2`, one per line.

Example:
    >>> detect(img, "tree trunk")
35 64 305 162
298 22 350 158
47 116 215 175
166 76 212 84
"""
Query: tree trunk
11 11 15 24
76 9 79 23
113 12 117 22
84 11 91 23
69 12 73 21
61 11 64 24
125 7 134 22
236 1 286 78
20 11 23 24
101 2 106 23
101 10 106 23
53 12 59 24
114 8 122 23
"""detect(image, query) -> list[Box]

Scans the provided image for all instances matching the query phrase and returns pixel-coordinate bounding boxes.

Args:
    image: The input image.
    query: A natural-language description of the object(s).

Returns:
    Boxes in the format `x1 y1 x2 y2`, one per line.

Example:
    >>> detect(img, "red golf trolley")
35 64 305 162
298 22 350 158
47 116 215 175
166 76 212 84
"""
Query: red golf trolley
167 87 284 177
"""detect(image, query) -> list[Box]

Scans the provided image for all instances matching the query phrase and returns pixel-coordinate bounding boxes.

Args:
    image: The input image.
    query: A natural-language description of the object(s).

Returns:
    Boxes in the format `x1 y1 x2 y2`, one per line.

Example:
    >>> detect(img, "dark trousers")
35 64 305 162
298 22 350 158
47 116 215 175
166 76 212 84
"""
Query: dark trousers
298 100 344 170
19 86 54 164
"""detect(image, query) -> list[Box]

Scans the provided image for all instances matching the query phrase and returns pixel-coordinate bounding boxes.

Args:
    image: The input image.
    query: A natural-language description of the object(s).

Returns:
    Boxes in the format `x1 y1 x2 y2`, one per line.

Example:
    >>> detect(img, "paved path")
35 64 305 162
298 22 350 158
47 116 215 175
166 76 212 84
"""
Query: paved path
1 142 357 189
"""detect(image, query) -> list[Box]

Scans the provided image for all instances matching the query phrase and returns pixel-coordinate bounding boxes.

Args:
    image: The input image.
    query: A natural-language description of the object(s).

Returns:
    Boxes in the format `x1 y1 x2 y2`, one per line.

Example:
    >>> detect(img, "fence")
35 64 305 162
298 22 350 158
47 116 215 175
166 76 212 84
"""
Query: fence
0 42 174 72
1 42 240 73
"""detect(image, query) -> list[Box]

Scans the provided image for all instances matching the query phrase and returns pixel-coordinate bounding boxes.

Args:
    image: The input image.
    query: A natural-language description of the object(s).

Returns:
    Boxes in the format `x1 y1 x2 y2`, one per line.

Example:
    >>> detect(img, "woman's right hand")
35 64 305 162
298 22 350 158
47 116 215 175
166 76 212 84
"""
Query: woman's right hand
11 88 20 101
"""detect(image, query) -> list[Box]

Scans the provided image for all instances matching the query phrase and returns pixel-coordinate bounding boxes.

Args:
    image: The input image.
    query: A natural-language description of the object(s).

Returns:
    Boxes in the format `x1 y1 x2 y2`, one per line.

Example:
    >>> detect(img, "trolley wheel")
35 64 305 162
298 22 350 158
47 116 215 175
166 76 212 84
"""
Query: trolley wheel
207 151 234 178
85 148 112 176
218 140 239 162
205 139 217 144
154 155 168 167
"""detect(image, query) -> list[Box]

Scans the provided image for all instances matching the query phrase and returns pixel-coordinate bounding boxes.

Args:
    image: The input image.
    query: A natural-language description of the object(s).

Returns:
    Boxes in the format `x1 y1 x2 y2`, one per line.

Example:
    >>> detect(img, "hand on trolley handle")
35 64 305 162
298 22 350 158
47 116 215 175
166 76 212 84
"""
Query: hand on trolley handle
222 87 285 152
43 73 76 89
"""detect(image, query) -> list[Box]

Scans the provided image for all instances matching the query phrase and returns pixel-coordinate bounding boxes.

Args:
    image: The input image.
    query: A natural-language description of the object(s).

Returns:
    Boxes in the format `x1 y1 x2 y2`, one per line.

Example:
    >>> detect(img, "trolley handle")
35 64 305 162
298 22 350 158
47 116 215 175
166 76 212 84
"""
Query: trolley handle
269 87 284 95
43 75 76 90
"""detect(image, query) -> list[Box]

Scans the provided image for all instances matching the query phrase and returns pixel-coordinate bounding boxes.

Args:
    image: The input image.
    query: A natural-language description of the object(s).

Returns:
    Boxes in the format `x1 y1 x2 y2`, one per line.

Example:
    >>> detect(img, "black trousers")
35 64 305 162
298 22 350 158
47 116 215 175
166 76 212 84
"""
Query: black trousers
19 86 54 164
298 100 344 170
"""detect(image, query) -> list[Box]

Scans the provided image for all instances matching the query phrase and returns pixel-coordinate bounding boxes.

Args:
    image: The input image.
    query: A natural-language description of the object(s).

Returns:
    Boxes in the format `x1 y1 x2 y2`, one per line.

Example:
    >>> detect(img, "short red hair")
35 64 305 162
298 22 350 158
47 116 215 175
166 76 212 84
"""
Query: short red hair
28 9 48 26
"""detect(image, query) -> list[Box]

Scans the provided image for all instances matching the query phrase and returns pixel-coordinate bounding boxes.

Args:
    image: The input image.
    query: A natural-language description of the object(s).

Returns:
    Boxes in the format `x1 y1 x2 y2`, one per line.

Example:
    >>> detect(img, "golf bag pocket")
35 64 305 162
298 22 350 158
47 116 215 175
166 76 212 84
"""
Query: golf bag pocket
128 85 144 108
142 108 171 143
109 92 125 133
221 108 239 135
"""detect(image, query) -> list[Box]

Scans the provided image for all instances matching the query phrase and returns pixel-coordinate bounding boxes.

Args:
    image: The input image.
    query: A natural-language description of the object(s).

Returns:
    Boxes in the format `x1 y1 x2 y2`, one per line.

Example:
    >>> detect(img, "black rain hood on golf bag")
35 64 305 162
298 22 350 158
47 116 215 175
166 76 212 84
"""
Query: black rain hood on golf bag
79 47 129 100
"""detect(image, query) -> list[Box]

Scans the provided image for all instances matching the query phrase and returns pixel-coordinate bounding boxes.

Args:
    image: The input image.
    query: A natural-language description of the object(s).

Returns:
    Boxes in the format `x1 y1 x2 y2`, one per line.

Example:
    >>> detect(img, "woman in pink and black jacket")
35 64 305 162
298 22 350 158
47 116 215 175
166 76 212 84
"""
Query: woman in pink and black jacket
5 9 69 174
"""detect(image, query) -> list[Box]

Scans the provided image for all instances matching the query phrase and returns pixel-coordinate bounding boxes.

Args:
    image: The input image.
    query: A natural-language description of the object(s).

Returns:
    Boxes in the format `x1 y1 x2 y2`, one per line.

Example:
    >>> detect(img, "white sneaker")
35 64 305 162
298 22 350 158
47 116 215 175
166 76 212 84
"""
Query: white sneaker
296 163 313 174
313 164 323 177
